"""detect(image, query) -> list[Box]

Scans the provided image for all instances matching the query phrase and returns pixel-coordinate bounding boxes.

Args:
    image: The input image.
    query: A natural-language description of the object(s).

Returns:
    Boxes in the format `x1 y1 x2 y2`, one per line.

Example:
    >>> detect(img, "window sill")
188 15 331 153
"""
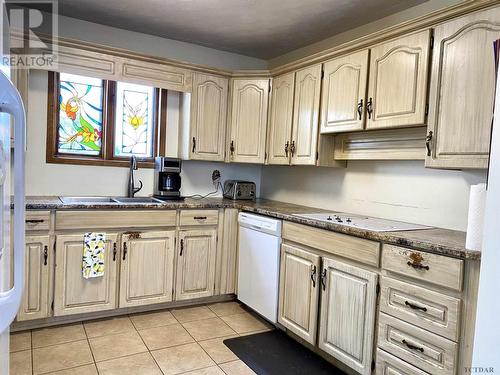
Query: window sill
46 154 155 168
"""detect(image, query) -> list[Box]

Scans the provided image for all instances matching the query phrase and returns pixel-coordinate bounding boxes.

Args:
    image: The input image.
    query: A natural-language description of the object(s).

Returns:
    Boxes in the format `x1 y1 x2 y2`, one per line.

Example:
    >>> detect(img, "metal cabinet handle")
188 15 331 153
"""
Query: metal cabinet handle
405 301 428 312
26 219 44 224
43 245 48 266
285 141 289 157
192 137 196 153
122 242 127 261
366 97 373 119
180 239 184 256
310 265 317 288
113 243 117 261
357 99 363 120
402 339 424 353
193 216 207 220
320 269 327 291
425 131 433 157
230 141 235 156
290 141 296 156
407 261 429 271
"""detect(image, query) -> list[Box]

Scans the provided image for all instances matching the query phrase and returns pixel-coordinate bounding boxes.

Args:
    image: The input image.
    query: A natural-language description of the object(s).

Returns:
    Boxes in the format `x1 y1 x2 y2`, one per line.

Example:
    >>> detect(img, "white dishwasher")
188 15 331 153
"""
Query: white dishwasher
238 212 281 324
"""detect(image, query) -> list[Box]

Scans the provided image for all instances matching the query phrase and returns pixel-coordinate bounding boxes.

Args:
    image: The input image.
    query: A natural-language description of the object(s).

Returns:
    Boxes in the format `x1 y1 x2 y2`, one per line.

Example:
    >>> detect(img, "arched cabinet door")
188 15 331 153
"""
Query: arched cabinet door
426 7 500 169
189 73 228 161
366 30 431 130
228 78 269 164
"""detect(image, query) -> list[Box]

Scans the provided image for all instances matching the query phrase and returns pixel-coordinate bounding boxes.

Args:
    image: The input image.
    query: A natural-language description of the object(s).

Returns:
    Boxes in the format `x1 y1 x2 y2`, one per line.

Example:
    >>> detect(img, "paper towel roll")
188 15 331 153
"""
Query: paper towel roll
466 183 487 251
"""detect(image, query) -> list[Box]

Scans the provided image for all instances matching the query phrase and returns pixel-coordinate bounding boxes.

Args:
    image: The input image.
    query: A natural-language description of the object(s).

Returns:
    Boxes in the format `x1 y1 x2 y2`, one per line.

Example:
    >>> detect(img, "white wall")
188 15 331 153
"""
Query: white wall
260 162 486 231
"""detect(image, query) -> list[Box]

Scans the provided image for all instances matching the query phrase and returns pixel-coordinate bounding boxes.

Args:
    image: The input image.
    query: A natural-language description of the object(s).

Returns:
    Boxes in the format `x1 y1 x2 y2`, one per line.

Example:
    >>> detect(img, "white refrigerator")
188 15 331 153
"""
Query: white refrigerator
0 13 27 375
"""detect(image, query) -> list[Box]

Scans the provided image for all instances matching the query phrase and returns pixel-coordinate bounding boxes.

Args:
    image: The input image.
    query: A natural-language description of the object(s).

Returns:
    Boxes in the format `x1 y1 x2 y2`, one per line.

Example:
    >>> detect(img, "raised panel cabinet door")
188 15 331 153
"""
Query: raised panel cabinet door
229 79 270 164
278 243 320 345
367 30 431 130
426 7 500 169
318 258 378 375
119 231 175 308
17 235 51 321
176 229 217 300
291 64 322 165
190 73 228 161
321 50 369 133
54 233 119 316
267 73 295 165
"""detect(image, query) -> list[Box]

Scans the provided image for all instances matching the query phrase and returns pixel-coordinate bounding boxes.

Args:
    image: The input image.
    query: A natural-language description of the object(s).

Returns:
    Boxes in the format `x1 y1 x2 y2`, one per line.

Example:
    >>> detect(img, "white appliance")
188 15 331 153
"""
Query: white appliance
0 66 27 373
238 213 281 324
292 212 432 232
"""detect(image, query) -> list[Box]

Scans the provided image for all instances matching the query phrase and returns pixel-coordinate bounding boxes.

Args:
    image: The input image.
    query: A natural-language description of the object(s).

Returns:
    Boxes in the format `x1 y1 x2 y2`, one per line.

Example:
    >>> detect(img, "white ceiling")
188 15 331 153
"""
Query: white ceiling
59 0 427 59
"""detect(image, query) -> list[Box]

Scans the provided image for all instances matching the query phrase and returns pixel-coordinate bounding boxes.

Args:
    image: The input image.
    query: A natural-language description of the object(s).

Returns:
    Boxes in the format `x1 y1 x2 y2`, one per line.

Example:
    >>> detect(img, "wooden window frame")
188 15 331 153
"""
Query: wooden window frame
46 71 167 168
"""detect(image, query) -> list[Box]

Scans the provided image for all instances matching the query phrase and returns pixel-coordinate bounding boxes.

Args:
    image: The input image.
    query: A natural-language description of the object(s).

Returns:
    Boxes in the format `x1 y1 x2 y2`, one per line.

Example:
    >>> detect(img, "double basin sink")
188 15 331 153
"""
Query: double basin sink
59 196 164 204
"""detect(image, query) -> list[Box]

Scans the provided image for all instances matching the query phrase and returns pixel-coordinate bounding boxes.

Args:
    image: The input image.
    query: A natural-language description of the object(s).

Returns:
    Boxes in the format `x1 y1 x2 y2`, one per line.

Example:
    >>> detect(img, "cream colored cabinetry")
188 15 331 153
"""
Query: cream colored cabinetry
319 258 378 375
119 231 176 308
367 30 431 130
291 64 322 165
267 72 295 165
278 243 320 344
228 78 269 163
320 50 369 133
189 73 228 161
426 7 500 169
54 233 119 316
176 229 217 300
17 235 51 321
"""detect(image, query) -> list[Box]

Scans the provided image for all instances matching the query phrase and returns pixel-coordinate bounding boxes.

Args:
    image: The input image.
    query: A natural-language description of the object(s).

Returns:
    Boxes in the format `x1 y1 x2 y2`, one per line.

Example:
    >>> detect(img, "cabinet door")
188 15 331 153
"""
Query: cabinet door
267 73 295 165
367 30 431 130
321 50 369 133
54 233 118 316
229 79 269 163
17 235 51 321
176 229 217 300
190 73 228 161
278 243 320 345
318 258 378 375
426 8 500 169
119 231 175 308
291 64 322 165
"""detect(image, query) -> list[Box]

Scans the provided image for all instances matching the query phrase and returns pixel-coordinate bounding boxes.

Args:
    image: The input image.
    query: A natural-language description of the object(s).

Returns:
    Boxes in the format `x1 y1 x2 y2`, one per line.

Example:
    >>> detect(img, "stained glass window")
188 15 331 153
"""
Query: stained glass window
114 82 155 158
58 73 104 156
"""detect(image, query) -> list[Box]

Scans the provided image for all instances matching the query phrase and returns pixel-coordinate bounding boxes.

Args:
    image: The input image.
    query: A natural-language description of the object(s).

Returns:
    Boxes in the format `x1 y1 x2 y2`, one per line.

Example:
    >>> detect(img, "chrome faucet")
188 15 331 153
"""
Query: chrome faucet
128 155 143 197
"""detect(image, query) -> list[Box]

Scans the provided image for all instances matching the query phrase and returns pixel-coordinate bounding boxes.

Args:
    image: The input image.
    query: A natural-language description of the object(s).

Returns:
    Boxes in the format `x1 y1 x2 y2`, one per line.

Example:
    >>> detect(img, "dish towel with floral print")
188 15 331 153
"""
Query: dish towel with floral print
82 232 106 279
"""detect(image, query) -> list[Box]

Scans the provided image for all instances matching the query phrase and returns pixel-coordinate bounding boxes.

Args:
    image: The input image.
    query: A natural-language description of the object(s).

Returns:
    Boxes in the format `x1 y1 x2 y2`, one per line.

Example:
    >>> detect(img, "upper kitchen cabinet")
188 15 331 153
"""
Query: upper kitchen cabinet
426 7 500 169
320 50 369 133
189 73 229 161
366 30 431 130
228 78 270 164
291 64 322 165
267 72 295 165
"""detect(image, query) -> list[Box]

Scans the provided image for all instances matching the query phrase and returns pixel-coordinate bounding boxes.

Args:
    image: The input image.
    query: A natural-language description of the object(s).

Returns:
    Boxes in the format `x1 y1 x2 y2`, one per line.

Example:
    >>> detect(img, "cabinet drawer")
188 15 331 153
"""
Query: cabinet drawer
380 277 461 341
382 245 463 291
376 349 429 375
25 211 51 231
378 313 458 375
56 210 177 230
179 210 219 226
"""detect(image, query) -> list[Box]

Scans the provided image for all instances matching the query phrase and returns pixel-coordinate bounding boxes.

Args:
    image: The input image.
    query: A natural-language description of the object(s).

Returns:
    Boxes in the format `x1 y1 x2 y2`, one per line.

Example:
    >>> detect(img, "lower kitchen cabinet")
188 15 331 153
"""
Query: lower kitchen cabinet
119 231 176 308
278 243 320 345
17 235 51 321
318 258 378 375
54 233 119 316
175 229 217 300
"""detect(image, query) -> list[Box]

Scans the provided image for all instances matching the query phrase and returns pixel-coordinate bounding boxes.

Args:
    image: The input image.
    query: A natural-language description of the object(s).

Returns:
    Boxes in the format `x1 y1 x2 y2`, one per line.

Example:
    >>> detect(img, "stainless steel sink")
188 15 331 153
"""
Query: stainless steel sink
112 197 163 204
59 196 119 204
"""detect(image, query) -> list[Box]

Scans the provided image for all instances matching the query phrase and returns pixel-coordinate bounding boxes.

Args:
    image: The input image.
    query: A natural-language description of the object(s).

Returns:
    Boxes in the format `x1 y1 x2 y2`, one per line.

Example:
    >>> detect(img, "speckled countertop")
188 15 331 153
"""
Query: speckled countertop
19 196 480 260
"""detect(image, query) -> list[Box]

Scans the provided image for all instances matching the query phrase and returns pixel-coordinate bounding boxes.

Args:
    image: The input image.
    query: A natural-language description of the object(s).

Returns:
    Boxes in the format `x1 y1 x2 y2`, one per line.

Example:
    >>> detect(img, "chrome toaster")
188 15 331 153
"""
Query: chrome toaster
223 180 256 200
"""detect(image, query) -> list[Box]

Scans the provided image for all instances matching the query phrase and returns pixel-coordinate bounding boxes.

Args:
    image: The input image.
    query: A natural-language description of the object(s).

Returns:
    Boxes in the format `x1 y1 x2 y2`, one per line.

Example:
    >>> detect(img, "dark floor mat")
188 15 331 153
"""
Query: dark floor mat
223 330 347 375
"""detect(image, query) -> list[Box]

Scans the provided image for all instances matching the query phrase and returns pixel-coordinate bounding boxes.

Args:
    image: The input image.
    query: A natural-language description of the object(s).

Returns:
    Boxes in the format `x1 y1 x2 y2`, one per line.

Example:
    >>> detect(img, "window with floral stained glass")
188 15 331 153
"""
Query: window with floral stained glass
58 73 104 156
114 82 155 158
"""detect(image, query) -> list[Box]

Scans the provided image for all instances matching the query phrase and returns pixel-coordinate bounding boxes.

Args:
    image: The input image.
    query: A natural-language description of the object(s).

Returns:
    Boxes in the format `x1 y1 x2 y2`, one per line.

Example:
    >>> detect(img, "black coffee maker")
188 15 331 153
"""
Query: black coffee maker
153 157 183 200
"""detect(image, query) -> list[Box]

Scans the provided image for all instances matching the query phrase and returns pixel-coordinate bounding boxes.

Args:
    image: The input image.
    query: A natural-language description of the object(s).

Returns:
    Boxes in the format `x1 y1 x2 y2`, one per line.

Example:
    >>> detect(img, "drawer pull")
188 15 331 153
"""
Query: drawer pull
26 219 44 224
193 216 207 220
402 339 424 353
320 269 327 291
180 239 184 256
310 265 317 288
407 261 430 270
43 245 48 266
112 243 117 261
122 242 127 261
405 301 428 312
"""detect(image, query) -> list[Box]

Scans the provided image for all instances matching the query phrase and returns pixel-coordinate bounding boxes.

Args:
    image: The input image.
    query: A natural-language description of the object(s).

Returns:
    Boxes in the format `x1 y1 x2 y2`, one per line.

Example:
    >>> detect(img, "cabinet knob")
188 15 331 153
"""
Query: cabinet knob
425 131 433 157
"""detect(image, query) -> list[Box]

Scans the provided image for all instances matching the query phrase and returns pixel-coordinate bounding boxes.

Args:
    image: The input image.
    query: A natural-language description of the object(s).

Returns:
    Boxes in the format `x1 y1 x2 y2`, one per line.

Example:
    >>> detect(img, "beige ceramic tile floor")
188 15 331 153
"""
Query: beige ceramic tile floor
9 302 272 375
